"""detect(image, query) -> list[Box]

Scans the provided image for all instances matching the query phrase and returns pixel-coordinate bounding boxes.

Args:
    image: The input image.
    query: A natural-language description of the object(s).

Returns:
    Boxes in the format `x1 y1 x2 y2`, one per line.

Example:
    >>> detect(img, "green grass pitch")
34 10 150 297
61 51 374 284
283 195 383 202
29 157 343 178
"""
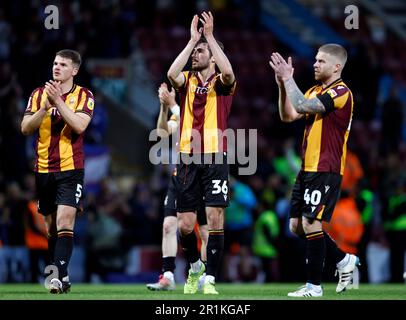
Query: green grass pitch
0 283 405 300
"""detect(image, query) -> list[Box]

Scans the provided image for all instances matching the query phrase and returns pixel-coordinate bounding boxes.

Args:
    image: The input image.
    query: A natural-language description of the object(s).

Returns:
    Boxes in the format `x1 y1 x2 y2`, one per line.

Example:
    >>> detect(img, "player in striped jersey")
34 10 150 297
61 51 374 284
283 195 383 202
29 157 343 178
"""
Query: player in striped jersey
147 83 209 291
167 12 236 295
270 44 359 297
21 49 94 294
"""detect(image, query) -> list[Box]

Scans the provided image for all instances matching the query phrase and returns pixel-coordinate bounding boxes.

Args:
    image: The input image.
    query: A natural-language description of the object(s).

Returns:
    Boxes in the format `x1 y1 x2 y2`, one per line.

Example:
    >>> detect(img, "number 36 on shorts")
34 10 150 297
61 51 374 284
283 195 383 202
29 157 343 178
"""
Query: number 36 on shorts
211 180 228 195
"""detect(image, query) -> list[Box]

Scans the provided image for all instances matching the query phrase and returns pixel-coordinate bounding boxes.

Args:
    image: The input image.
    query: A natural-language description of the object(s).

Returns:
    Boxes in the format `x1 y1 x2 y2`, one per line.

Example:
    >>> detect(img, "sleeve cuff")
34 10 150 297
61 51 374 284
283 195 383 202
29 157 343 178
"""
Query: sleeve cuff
317 93 335 112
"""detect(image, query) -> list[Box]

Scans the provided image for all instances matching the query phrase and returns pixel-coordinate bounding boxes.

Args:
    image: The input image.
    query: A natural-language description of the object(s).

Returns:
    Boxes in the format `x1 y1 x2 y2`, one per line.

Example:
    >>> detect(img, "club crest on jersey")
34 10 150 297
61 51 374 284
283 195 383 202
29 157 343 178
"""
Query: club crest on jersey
69 97 76 105
327 89 337 98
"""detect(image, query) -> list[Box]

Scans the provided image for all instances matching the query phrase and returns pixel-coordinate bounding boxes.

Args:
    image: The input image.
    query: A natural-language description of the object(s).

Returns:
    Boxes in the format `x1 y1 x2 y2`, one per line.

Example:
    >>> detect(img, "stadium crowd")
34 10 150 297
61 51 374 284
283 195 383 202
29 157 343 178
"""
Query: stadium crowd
0 0 405 284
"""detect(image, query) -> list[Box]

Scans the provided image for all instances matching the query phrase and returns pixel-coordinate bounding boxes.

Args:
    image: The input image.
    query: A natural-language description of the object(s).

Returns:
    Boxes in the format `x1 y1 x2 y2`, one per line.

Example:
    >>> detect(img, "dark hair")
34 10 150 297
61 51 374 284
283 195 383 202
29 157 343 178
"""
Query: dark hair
56 49 82 67
196 37 224 56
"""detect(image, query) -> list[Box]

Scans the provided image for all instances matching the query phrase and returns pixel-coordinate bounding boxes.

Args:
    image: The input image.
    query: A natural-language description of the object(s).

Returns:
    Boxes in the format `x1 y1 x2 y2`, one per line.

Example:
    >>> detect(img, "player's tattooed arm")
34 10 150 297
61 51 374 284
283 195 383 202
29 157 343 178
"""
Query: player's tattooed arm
283 78 326 114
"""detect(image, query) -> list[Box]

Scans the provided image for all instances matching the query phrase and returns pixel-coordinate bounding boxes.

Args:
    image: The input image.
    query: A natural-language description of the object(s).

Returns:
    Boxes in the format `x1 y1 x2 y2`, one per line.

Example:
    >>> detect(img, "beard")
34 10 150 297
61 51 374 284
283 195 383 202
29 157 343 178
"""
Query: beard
192 64 204 71
192 61 210 71
315 72 327 82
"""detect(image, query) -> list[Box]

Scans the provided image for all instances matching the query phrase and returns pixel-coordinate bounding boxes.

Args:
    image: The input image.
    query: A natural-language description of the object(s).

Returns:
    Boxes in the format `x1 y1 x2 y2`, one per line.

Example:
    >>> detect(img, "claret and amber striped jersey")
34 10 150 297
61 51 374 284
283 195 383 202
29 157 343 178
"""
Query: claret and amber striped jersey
177 71 236 154
25 84 94 173
301 78 354 175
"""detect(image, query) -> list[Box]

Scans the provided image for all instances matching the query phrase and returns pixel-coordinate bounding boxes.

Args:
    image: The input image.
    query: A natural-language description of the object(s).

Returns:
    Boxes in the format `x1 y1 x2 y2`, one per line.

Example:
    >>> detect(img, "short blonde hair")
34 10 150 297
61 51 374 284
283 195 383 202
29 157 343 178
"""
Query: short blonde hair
319 43 347 67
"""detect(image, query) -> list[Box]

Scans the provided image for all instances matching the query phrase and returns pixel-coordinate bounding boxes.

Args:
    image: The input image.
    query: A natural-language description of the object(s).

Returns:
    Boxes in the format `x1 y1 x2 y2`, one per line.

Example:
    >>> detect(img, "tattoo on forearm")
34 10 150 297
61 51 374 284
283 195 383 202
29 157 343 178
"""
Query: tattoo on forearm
284 78 326 114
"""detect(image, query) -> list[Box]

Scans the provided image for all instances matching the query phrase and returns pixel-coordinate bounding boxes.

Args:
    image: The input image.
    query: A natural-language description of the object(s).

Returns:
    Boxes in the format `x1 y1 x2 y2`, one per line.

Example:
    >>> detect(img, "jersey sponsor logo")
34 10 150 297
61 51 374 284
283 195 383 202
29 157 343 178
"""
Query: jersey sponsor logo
51 107 61 117
189 84 213 95
87 98 94 110
327 89 337 98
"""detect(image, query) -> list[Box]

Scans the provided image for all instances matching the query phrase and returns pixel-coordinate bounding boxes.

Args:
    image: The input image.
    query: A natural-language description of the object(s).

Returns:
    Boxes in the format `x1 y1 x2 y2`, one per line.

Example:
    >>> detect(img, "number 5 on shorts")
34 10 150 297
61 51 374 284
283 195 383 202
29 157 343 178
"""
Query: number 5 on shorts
75 184 82 204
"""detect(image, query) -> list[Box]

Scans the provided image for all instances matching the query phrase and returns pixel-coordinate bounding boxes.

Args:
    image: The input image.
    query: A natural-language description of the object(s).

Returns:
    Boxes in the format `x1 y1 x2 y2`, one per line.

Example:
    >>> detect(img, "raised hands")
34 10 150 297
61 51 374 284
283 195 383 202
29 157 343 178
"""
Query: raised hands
190 11 214 42
158 83 176 110
43 98 53 111
200 11 214 38
269 53 294 85
190 15 202 43
45 80 63 105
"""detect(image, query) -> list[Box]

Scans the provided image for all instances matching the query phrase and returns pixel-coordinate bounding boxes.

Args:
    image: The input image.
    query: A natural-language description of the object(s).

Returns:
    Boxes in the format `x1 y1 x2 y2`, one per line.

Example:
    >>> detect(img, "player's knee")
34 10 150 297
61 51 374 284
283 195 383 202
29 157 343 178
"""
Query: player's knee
206 207 224 229
302 217 321 234
56 214 75 230
56 206 76 229
56 218 74 230
199 228 209 243
178 219 194 235
289 220 301 235
163 218 177 236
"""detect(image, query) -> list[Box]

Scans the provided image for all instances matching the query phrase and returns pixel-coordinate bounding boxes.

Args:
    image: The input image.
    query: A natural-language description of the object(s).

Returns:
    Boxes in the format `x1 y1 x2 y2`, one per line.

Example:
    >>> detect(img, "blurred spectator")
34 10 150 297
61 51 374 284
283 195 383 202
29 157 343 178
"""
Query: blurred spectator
0 9 11 59
272 139 301 186
252 204 280 282
0 182 30 282
125 181 161 246
323 191 364 282
356 185 374 283
323 191 364 255
25 200 48 283
224 177 257 282
383 179 406 283
341 149 364 197
84 94 108 145
86 205 125 282
380 87 403 155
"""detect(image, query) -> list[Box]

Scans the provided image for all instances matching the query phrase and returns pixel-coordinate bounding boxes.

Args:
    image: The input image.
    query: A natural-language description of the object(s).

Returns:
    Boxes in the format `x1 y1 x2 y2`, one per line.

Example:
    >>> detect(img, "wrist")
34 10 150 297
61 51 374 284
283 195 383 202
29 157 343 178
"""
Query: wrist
54 97 64 107
188 39 198 46
170 104 180 117
282 75 293 82
204 34 215 42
